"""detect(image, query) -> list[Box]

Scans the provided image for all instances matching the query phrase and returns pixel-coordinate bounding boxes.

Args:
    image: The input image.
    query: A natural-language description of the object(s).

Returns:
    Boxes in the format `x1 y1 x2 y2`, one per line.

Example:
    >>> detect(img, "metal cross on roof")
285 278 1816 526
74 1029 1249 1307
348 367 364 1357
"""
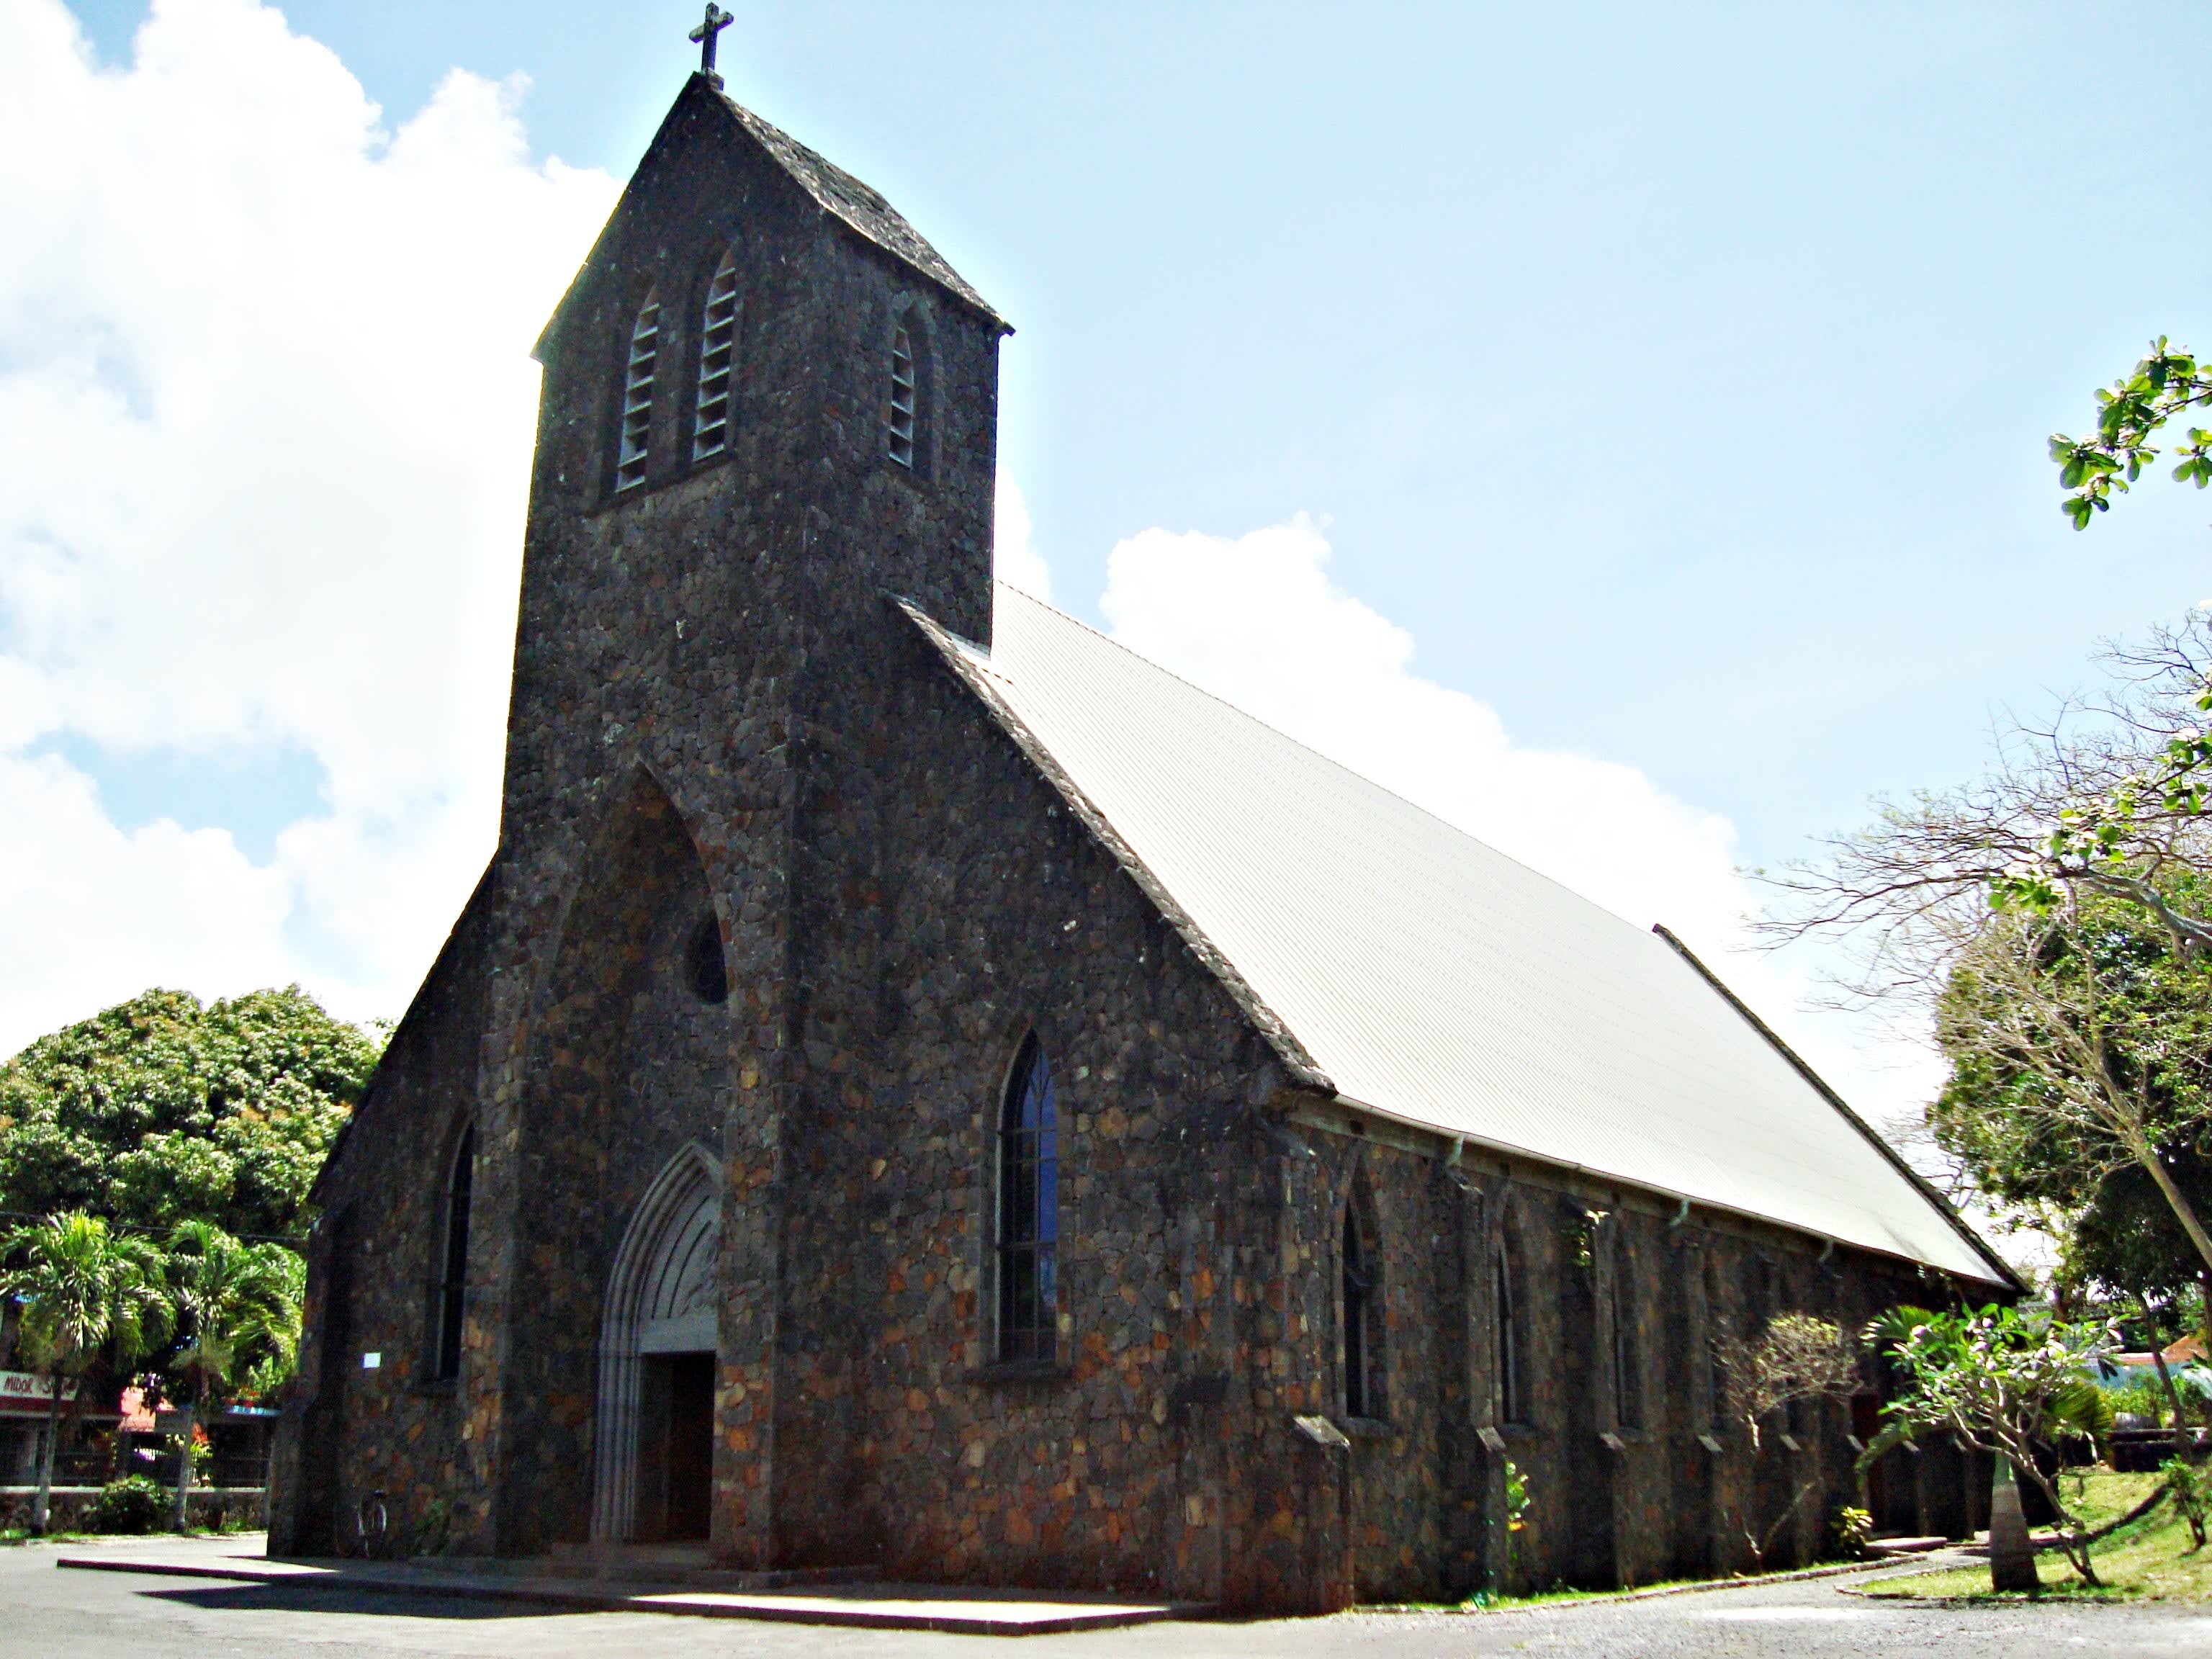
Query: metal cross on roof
690 3 734 86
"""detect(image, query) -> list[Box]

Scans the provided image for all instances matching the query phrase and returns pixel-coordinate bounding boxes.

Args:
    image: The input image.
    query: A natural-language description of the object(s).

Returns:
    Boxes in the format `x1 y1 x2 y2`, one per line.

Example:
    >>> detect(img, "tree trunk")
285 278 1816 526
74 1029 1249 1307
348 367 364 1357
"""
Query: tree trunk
1988 1454 2040 1593
2136 1146 2212 1283
2153 1345 2193 1459
2200 1272 2212 1371
170 1398 197 1534
31 1375 63 1537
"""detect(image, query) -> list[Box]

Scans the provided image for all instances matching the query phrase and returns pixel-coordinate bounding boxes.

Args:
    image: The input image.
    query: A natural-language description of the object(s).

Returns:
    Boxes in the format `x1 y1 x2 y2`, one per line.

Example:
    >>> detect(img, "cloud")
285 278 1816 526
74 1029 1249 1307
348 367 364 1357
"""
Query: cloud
1089 513 1947 1133
993 469 1051 604
1100 514 1745 943
0 0 619 1053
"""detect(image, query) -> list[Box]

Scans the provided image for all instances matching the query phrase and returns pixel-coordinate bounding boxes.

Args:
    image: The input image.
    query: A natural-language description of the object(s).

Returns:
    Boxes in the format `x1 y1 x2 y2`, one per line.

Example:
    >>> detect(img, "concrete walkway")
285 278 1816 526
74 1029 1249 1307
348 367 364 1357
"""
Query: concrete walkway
21 1533 2212 1656
50 1534 1203 1636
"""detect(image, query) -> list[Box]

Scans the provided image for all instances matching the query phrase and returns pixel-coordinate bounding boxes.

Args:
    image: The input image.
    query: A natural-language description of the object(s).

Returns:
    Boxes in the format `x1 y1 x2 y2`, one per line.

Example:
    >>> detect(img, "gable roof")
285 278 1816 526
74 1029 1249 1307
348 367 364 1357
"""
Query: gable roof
706 80 1004 327
909 586 2013 1289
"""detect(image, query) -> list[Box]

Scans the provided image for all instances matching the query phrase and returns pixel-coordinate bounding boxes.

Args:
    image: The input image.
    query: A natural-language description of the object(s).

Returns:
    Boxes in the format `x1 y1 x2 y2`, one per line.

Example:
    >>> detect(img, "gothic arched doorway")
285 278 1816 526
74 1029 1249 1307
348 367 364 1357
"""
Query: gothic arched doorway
591 1143 721 1542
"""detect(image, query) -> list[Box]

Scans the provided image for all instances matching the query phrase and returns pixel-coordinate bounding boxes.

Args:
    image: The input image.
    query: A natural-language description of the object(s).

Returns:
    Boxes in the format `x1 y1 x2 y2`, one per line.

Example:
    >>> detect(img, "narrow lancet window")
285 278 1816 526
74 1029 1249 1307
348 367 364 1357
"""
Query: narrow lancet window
693 251 739 460
615 295 662 491
887 323 917 468
1343 1205 1375 1418
1493 1242 1521 1424
432 1124 474 1380
996 1035 1058 1363
1611 1275 1639 1430
1610 1249 1641 1431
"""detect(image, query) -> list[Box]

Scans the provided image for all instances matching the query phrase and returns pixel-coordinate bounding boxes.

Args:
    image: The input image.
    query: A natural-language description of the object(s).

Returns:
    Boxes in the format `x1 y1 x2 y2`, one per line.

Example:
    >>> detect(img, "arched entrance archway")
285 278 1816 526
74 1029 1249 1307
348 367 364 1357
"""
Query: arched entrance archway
592 1143 721 1542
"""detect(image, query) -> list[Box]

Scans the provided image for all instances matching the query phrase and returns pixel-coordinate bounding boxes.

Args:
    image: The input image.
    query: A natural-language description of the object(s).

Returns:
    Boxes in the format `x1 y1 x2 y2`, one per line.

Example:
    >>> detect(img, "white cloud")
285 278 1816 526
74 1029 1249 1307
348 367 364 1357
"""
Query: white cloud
1090 512 1948 1134
0 0 619 1053
993 469 1051 605
1101 514 1743 943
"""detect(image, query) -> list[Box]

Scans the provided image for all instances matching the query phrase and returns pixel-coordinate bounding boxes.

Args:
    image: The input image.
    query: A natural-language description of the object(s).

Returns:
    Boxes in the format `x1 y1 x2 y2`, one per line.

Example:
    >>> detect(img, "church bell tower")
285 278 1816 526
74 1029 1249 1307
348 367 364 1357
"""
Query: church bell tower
474 52 1010 1556
508 56 1009 824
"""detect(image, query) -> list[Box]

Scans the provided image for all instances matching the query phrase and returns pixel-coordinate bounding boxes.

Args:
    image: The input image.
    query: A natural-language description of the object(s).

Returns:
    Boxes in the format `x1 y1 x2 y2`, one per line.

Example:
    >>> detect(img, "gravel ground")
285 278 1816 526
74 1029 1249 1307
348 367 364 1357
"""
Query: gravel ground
6 1539 2212 1658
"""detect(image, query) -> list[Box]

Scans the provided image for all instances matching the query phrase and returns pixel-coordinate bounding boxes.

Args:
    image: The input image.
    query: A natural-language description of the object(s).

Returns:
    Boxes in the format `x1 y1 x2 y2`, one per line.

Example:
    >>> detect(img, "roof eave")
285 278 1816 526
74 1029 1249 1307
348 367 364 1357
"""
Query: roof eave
1650 923 2024 1293
1312 1087 2014 1292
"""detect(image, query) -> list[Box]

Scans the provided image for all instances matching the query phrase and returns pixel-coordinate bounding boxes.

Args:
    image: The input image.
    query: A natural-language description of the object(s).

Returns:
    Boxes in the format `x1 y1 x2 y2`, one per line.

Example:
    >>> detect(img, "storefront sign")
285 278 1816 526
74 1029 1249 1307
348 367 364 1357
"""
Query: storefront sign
0 1371 78 1412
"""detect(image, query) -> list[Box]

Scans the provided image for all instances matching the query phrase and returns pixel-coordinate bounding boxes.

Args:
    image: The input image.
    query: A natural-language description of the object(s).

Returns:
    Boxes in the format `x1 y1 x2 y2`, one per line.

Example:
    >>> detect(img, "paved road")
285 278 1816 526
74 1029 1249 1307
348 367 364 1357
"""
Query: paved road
7 1541 2212 1658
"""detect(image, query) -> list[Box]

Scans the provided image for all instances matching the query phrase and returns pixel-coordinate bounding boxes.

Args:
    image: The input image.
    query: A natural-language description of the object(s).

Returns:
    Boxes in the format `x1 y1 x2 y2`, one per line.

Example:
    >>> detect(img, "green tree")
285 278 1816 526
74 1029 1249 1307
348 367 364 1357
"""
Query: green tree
0 1213 169 1534
1927 884 2212 1285
1864 1304 2117 1588
0 986 382 1240
161 1221 302 1532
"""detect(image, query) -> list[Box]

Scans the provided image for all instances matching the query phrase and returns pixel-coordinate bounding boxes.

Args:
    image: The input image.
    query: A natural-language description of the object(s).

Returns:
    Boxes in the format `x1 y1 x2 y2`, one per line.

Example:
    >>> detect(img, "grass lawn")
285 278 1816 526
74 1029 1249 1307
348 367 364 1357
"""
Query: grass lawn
1863 1469 2205 1603
2064 1468 2164 1531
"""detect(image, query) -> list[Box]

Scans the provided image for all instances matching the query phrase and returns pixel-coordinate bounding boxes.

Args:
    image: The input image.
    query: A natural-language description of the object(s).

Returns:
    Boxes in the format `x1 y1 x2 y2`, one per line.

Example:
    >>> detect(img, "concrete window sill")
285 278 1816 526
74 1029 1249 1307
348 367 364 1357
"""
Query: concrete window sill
965 1360 1069 1387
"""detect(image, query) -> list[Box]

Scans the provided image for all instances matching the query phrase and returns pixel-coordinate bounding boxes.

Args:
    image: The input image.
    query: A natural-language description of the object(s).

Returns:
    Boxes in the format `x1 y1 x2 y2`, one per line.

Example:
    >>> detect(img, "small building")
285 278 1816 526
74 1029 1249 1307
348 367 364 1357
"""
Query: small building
269 58 2013 1610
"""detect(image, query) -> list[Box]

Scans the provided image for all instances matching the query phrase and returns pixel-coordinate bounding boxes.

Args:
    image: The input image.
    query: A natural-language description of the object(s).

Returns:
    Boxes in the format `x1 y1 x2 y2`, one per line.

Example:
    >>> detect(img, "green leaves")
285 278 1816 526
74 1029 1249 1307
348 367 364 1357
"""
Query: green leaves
164 1219 305 1406
0 986 381 1239
0 1212 172 1378
2055 338 2212 529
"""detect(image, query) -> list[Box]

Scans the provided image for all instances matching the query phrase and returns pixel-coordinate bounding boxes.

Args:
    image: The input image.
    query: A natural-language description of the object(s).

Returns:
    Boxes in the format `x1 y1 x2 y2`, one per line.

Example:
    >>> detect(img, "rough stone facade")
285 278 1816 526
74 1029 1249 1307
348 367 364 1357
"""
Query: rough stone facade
267 73 1996 1611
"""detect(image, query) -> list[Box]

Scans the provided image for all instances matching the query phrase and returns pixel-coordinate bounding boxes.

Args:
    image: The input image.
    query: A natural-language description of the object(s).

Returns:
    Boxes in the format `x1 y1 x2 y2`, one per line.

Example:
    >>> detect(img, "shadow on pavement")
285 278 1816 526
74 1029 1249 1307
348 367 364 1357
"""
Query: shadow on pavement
142 1582 588 1622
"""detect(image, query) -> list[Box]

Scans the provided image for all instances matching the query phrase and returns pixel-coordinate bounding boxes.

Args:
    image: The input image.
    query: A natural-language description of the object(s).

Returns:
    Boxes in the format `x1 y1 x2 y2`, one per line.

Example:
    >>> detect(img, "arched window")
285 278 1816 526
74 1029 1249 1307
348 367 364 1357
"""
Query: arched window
1342 1201 1377 1418
615 293 662 492
431 1124 474 1380
692 250 739 461
995 1034 1058 1363
1493 1238 1521 1424
887 321 919 469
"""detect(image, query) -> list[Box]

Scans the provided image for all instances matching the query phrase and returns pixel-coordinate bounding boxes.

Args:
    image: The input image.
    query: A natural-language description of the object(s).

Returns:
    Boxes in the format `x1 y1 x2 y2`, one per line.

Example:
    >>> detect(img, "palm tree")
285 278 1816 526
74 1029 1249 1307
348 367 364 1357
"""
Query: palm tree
0 1213 169 1534
163 1222 302 1532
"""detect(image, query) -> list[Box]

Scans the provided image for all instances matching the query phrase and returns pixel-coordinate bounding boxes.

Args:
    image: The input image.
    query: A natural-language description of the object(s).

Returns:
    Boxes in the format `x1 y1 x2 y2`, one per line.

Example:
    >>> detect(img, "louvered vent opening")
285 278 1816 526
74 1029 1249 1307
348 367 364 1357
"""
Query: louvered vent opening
692 255 739 461
887 325 917 469
615 296 661 492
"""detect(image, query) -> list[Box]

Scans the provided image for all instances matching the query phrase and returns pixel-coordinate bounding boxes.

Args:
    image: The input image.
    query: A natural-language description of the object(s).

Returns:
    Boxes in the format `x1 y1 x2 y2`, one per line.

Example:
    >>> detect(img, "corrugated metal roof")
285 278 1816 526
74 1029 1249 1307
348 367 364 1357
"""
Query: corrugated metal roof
912 587 2010 1287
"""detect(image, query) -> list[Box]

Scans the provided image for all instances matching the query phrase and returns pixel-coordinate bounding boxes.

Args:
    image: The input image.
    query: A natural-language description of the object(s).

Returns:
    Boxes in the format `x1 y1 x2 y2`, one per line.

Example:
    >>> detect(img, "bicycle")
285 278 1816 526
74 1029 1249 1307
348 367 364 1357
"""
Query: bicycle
353 1488 389 1559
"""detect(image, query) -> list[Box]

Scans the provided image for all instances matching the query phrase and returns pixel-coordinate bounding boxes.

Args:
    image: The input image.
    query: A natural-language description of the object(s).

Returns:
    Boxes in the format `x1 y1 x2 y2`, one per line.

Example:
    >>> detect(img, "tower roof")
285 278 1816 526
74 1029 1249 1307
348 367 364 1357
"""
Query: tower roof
703 77 1004 327
536 74 1004 363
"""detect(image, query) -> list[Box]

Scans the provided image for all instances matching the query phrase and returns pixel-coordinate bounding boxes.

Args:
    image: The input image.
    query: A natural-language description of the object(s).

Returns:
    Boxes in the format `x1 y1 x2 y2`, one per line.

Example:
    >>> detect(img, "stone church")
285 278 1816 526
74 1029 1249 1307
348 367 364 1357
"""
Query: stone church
269 63 2015 1611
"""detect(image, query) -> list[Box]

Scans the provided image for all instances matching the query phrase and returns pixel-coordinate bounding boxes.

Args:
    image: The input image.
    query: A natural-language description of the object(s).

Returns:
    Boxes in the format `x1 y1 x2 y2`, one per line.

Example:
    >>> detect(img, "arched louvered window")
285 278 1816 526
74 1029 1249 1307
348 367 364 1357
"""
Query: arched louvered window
692 251 739 461
996 1034 1058 1363
1342 1200 1376 1418
615 294 662 492
887 322 918 469
431 1124 475 1380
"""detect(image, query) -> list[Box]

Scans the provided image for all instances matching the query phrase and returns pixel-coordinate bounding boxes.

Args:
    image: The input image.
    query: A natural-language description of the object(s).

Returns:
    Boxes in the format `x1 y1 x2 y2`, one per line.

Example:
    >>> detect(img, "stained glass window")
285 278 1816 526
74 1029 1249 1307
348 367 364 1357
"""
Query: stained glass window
996 1035 1058 1363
